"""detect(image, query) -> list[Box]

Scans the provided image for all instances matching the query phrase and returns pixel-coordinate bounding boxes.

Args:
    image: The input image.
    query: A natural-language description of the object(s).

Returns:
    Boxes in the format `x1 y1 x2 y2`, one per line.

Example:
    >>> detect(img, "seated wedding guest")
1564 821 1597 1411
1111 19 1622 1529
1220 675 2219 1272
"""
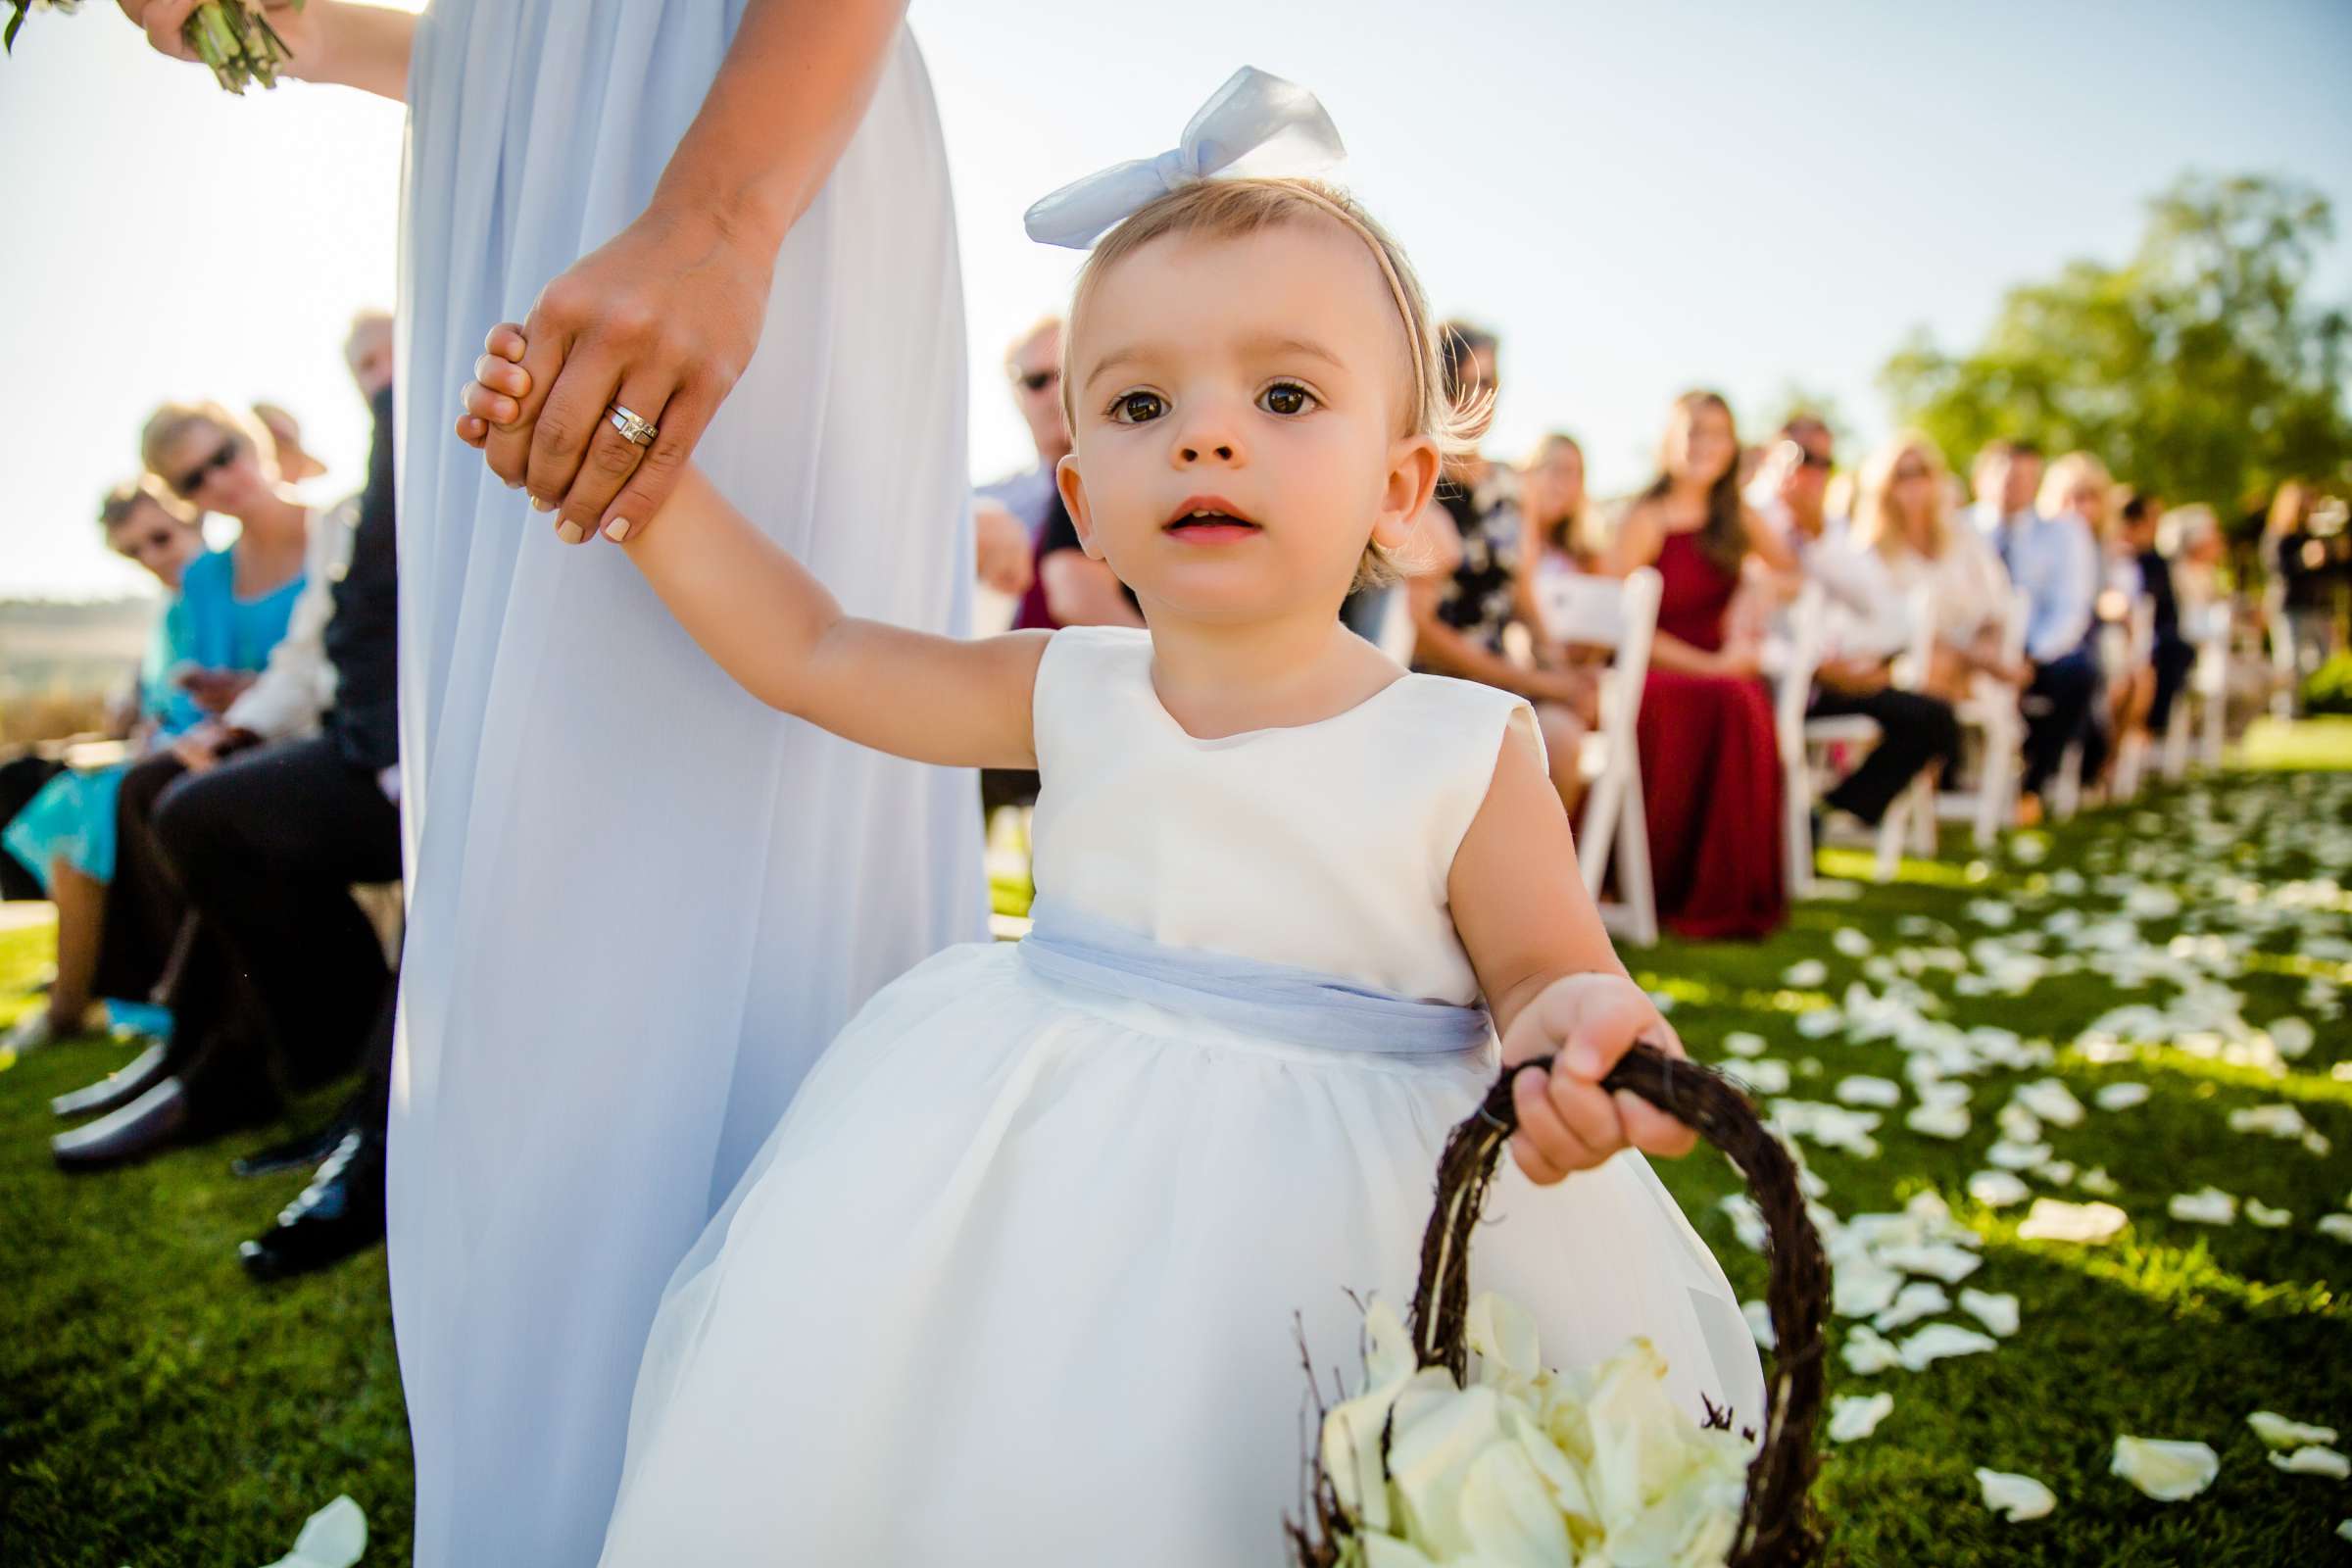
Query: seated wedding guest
2267 480 2337 704
985 316 1139 635
251 401 327 485
1407 325 1595 817
1849 432 2025 703
1524 430 1605 575
55 367 401 1205
2116 490 2195 742
1796 433 1971 838
2036 451 2116 789
1 480 210 1056
1605 390 1796 938
2168 504 2270 729
1979 443 2100 820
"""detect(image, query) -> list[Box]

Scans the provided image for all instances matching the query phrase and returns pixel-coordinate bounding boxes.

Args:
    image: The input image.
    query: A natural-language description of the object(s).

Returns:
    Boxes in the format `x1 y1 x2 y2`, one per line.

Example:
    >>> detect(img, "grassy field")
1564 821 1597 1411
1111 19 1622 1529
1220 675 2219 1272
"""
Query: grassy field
4 745 2350 1564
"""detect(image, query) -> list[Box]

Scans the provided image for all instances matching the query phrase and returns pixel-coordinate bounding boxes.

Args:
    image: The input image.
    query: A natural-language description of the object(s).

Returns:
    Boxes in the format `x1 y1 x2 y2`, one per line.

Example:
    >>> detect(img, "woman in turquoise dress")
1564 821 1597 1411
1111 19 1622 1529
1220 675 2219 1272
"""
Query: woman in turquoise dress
4 414 310 1056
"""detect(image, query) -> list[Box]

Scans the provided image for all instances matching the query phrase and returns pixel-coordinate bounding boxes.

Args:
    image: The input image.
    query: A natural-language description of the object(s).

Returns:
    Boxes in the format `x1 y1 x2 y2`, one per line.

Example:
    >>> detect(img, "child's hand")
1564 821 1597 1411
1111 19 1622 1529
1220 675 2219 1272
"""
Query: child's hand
1498 972 1697 1184
456 322 531 457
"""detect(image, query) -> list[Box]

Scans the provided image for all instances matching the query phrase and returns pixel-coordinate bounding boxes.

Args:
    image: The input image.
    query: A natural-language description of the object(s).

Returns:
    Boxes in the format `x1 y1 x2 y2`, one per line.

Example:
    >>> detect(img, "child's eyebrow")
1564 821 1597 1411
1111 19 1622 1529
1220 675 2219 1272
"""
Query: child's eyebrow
1082 334 1348 395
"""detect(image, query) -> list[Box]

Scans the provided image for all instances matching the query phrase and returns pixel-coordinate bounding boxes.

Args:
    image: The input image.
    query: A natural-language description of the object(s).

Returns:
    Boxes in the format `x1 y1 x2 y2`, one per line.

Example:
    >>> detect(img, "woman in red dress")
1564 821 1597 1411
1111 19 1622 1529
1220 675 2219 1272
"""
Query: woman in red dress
1605 392 1798 939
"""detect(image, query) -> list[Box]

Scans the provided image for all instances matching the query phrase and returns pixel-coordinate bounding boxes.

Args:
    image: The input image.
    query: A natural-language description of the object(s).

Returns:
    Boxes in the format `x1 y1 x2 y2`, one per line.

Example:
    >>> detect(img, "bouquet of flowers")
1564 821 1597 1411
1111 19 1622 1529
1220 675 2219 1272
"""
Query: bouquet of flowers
1290 1046 1832 1568
5 0 305 94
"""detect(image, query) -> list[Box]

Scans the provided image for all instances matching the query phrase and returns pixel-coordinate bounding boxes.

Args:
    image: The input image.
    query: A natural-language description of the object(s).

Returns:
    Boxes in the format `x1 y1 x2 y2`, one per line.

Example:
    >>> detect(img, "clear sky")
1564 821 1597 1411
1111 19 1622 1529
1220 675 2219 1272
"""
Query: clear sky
4 0 2347 600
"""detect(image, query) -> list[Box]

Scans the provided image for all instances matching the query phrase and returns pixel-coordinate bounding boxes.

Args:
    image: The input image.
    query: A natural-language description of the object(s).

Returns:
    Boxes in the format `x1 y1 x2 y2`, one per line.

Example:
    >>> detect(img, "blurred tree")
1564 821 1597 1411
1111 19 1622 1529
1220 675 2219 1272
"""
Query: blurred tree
1881 172 2352 521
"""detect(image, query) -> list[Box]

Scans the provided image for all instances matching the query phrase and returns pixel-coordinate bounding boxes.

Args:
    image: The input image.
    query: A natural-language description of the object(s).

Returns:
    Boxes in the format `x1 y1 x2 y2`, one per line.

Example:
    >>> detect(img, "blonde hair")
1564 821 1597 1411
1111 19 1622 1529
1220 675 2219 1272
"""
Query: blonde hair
1528 431 1606 563
140 399 270 486
2164 502 2220 557
2036 450 2113 524
1851 430 1954 562
1061 177 1478 589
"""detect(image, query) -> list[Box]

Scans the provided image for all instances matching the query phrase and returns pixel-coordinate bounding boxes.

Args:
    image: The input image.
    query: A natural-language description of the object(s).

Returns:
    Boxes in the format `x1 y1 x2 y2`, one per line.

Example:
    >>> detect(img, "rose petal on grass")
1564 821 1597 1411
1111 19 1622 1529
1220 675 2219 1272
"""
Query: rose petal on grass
2244 1199 2293 1228
1723 1030 1767 1058
1986 1139 2053 1172
1958 1289 2020 1338
2076 1167 2122 1198
2249 1411 2340 1450
262 1495 368 1568
1967 1171 2031 1209
1836 1075 1903 1108
1976 1468 2055 1521
2325 1214 2352 1246
2019 1199 2129 1244
2270 1016 2315 1057
1784 959 1829 988
2168 1188 2238 1226
1840 1325 1901 1376
1828 1392 1893 1443
2092 1082 2150 1111
1905 1102 1972 1140
2269 1446 2352 1479
1895 1323 1998 1370
2014 1079 2086 1127
2110 1436 2219 1500
1741 1299 1776 1349
2229 1102 2315 1141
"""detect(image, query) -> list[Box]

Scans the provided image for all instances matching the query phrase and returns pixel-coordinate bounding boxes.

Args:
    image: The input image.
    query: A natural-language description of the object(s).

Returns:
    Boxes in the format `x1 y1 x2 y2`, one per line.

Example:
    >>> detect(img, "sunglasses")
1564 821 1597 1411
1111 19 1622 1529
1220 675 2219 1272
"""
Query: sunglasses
1013 368 1059 394
115 527 181 560
172 438 240 499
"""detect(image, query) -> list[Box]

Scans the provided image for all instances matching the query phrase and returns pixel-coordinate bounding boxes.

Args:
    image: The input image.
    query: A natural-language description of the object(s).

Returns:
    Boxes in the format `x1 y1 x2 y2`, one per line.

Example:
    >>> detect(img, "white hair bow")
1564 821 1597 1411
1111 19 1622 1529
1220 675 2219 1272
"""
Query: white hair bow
1023 67 1347 250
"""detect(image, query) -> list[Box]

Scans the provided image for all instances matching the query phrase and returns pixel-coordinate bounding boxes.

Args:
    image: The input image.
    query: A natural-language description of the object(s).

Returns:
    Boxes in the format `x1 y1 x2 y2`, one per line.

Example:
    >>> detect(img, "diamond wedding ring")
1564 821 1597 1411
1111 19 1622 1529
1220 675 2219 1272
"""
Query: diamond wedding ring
606 403 658 447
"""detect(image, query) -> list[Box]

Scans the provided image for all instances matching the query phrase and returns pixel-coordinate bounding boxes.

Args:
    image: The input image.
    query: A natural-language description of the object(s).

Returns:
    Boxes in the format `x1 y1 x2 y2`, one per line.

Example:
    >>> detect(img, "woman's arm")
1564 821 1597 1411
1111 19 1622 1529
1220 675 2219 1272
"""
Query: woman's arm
486 0 909 544
624 466 1047 770
1406 576 1586 704
119 0 415 102
1448 723 1697 1182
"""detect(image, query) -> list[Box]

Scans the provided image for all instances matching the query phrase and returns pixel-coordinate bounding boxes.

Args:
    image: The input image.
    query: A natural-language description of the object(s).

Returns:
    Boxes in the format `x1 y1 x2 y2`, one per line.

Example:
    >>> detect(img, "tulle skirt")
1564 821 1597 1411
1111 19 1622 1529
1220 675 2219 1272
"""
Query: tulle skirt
598 942 1764 1566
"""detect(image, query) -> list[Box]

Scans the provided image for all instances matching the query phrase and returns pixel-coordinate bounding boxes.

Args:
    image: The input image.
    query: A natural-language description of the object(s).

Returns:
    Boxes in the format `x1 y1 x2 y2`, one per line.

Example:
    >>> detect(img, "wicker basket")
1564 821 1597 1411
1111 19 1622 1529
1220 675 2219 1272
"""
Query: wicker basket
1291 1043 1832 1567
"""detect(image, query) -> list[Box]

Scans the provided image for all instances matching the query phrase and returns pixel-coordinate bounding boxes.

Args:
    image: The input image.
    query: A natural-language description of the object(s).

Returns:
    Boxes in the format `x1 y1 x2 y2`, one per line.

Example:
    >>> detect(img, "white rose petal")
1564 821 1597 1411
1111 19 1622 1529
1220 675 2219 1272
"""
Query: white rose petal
2093 1082 2150 1111
1836 1075 1904 1108
2324 1214 2352 1246
1967 1171 2031 1209
2244 1199 2293 1228
2303 1130 2333 1157
1987 1139 2053 1172
2077 1167 2122 1198
2269 1446 2352 1479
2019 1199 2129 1244
2271 1016 2316 1057
1905 1102 1972 1140
1723 1030 1768 1058
2168 1188 2238 1226
1876 1242 1984 1284
2034 1159 2078 1187
1784 959 1829 988
1873 1282 1951 1333
2229 1102 2315 1141
2249 1411 2340 1449
1828 1392 1894 1443
1996 1102 2044 1144
1975 1467 2056 1521
2111 1436 2220 1500
1841 1324 1901 1376
1958 1289 2021 1338
1895 1323 1999 1370
262 1495 368 1568
2339 1519 2352 1544
1796 1009 1845 1040
2014 1080 2086 1128
1741 1299 1776 1349
1834 1260 1906 1320
1731 1058 1792 1096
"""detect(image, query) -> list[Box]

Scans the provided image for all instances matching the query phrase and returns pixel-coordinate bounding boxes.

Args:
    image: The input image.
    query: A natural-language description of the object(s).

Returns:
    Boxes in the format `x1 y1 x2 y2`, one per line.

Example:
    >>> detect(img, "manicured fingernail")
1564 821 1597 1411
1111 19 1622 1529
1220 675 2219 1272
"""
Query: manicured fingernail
530 495 553 513
506 478 522 491
604 516 631 543
556 519 586 545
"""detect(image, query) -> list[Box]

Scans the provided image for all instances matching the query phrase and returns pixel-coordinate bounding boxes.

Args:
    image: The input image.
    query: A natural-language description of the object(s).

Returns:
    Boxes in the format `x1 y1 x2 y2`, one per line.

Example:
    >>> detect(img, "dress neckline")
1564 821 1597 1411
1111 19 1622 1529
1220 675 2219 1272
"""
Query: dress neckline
1139 648 1413 749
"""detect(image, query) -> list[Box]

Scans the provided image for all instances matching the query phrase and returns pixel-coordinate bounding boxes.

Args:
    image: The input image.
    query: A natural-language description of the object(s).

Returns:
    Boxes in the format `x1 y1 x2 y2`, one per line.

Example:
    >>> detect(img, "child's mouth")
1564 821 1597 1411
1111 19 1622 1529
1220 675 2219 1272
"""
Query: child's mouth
1163 498 1262 542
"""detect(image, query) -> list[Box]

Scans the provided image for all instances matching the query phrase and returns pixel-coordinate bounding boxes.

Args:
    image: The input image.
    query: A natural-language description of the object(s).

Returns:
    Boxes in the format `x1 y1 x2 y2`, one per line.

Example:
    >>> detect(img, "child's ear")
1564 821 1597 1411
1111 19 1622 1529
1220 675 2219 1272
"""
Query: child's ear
1055 456 1107 561
1373 434 1443 552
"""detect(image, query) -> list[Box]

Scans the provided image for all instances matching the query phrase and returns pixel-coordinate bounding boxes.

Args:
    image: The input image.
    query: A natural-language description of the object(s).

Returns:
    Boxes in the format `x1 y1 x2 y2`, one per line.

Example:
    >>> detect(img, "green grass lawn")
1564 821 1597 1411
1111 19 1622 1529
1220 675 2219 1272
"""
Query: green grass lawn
5 751 2350 1565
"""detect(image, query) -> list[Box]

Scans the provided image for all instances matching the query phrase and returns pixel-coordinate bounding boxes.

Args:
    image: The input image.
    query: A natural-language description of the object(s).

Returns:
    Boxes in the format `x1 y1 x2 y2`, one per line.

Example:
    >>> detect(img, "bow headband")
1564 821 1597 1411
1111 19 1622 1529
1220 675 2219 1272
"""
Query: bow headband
1023 67 1347 250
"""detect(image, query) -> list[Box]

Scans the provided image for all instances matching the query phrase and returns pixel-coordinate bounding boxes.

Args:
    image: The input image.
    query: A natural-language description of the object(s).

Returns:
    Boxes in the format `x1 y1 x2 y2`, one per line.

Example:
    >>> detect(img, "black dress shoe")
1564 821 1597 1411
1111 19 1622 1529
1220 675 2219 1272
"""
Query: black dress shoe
52 1078 189 1172
240 1129 384 1282
232 1121 348 1178
52 1041 174 1120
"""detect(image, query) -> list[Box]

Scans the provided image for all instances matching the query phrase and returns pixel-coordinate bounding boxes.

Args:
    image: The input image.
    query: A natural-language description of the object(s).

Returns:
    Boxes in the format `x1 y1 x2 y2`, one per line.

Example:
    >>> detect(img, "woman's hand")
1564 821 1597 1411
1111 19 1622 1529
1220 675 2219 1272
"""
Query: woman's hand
1499 973 1696 1185
477 205 775 546
116 0 321 68
974 501 1036 598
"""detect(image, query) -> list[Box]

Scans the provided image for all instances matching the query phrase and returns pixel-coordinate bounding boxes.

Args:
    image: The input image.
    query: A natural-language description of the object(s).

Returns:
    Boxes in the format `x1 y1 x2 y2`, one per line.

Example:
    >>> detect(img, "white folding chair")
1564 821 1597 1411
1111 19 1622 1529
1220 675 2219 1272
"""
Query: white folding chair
1786 586 1939 887
2109 598 2159 802
1537 567 1662 946
1941 590 2029 848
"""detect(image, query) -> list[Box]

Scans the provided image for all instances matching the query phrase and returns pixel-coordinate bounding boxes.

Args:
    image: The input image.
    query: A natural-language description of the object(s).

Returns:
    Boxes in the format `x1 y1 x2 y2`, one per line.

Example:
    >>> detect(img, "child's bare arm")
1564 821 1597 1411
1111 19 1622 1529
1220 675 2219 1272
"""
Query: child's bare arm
463 325 1045 770
1448 722 1697 1184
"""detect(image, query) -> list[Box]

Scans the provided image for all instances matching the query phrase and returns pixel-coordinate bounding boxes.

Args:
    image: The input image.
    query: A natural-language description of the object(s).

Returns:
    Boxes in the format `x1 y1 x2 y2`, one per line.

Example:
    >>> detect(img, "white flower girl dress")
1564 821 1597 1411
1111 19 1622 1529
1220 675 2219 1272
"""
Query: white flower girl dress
597 626 1764 1564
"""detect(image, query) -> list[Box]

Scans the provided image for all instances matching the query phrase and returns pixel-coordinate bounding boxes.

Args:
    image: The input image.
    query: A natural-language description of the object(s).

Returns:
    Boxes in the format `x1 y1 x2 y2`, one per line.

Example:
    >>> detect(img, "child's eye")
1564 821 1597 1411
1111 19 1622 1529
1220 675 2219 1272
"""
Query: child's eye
1259 381 1317 416
1109 391 1166 424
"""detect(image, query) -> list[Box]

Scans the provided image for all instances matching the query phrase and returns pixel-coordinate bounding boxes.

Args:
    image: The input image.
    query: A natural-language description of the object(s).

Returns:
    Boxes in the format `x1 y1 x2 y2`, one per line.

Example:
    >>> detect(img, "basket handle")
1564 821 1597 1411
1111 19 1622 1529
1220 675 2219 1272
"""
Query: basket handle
1406 1042 1829 1568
